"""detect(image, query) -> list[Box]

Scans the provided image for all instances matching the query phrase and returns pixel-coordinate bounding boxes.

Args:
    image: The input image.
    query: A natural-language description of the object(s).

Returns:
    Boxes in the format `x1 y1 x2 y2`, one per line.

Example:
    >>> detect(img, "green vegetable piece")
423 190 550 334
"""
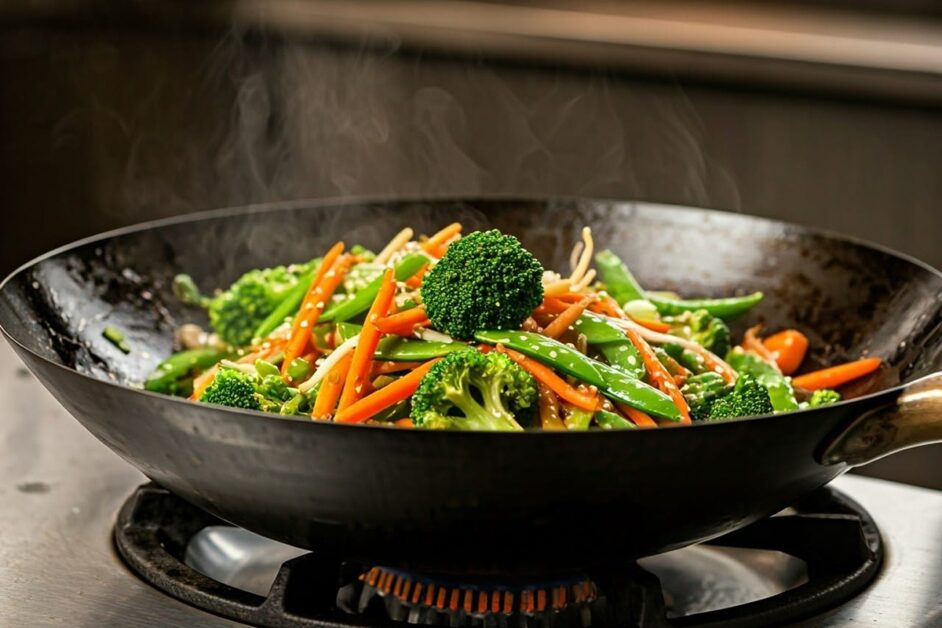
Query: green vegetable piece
595 410 637 430
664 309 731 356
662 343 708 374
411 350 537 431
708 374 773 420
726 350 799 412
254 359 280 378
279 393 309 416
252 265 318 341
320 253 429 323
372 398 411 422
421 230 544 339
145 347 227 394
200 369 260 411
598 342 646 380
648 292 764 320
172 274 210 307
563 405 593 430
571 311 627 344
595 249 646 305
102 326 131 354
474 330 680 420
809 389 841 408
286 357 311 381
337 322 468 361
681 372 731 420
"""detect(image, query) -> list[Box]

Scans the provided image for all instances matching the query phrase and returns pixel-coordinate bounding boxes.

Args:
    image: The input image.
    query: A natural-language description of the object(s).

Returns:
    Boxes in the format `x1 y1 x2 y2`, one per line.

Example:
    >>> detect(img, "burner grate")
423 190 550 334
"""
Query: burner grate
114 484 882 628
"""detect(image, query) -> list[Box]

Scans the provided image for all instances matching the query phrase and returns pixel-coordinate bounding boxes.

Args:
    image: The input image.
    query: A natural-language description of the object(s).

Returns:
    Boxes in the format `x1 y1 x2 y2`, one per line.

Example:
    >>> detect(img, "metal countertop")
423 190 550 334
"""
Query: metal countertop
1 340 939 627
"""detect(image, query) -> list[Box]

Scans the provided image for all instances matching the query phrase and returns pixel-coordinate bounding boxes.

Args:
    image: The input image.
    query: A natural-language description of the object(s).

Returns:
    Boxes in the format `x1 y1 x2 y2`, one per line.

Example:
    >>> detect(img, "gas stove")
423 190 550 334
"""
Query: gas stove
1 340 940 627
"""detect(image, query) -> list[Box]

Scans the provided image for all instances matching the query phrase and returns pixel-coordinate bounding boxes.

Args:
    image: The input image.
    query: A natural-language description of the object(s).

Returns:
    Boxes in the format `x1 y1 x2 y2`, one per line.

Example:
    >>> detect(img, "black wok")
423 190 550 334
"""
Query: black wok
2 198 941 576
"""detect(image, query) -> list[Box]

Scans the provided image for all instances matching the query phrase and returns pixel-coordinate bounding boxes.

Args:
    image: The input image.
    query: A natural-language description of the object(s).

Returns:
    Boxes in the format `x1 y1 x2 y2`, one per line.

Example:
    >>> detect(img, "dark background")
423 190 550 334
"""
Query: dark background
0 1 939 487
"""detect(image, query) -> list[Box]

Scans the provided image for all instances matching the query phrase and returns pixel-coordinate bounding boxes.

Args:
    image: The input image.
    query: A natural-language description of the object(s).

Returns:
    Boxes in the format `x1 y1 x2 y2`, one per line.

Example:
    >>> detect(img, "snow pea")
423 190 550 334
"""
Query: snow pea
571 311 646 380
252 265 318 341
595 249 646 305
595 410 637 430
563 406 593 430
725 350 798 412
474 330 680 420
598 342 646 380
320 253 428 323
337 322 467 361
647 292 763 320
144 347 228 393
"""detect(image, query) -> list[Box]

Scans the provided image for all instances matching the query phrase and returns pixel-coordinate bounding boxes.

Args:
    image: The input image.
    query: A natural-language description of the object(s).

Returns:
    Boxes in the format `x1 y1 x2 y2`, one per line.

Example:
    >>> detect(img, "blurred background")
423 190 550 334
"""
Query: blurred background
0 0 939 486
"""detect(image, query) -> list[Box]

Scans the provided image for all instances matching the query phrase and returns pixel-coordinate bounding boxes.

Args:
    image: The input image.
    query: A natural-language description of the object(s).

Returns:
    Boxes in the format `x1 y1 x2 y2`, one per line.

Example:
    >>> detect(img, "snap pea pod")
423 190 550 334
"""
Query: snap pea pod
725 350 799 412
595 249 646 305
571 311 646 380
598 342 645 380
563 405 593 430
337 322 467 361
252 265 318 341
144 347 229 393
474 330 680 420
319 253 428 323
571 312 626 344
595 410 637 430
647 292 764 320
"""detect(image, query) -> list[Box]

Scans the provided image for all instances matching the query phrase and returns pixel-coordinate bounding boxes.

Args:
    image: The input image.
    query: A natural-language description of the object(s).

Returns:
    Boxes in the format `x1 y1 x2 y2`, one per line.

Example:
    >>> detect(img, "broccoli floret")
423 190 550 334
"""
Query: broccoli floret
681 372 732 421
707 375 773 420
208 263 315 347
411 350 538 431
420 230 544 340
199 368 261 411
664 309 730 356
809 389 841 407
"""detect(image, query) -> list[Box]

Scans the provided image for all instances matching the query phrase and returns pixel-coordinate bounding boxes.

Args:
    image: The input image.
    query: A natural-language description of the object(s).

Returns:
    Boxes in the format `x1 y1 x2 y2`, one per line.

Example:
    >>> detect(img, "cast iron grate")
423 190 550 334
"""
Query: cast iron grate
114 483 882 627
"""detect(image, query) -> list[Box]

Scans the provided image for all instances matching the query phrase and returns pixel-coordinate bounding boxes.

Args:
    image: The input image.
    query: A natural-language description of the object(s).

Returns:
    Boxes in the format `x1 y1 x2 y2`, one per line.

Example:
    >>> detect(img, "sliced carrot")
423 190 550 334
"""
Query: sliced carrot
374 307 431 336
496 345 599 412
335 359 441 424
422 223 462 257
792 358 881 391
372 361 424 376
337 269 397 411
405 263 429 289
630 317 671 333
763 329 809 375
394 418 415 428
588 295 626 319
543 296 593 339
622 327 691 424
311 352 353 420
616 403 657 428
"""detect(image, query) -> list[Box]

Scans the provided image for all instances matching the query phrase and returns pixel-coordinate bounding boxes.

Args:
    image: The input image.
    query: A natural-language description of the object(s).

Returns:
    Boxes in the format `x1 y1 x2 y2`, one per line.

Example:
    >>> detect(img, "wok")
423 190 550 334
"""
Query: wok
2 198 941 576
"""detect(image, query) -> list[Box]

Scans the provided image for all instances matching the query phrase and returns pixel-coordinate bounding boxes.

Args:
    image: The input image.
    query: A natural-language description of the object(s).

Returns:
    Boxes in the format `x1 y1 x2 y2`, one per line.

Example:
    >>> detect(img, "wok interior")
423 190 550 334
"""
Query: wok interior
2 198 941 398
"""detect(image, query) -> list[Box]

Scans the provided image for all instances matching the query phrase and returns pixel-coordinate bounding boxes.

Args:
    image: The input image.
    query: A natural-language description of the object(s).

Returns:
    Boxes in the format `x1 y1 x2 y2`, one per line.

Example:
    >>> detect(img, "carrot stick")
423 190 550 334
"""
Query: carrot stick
792 358 881 391
763 329 809 375
496 345 599 412
588 295 626 319
622 327 691 424
282 254 353 372
616 403 657 428
337 269 397 411
335 359 441 424
405 263 429 289
394 418 415 428
422 223 462 256
630 317 671 333
312 352 353 420
372 361 424 376
543 296 593 339
374 307 431 336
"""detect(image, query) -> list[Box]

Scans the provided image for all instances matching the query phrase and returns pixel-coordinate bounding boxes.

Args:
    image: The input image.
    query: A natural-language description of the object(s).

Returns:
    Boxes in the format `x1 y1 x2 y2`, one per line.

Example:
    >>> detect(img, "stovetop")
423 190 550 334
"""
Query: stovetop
1 340 940 627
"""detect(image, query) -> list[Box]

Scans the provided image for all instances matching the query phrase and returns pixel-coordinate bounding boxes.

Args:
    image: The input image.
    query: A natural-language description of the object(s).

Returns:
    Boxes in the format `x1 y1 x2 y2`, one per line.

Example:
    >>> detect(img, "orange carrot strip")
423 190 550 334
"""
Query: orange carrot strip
630 317 671 333
616 403 658 428
394 418 415 428
496 345 599 412
543 296 593 339
282 252 353 374
763 329 809 375
335 359 441 424
792 358 882 391
405 263 429 289
422 223 462 256
374 307 431 336
622 327 691 424
312 352 353 420
337 269 397 411
372 361 424 376
588 295 626 319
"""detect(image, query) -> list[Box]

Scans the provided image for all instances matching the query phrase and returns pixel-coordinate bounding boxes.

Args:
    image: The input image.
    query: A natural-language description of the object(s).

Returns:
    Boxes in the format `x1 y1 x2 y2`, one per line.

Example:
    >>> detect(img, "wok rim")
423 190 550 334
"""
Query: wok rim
1 193 937 437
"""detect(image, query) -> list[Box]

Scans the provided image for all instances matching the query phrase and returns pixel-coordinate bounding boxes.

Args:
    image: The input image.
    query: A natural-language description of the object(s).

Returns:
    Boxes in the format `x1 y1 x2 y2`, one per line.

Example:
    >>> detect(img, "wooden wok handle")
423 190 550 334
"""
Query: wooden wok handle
822 372 942 466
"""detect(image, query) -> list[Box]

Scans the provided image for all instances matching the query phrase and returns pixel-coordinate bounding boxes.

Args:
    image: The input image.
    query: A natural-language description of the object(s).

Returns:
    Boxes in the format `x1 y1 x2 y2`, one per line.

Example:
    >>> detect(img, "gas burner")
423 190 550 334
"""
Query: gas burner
114 484 882 627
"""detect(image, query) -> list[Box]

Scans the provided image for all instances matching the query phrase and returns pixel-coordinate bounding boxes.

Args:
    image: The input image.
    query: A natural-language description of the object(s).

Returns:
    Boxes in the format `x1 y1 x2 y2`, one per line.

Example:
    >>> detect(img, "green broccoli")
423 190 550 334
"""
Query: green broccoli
664 309 730 356
420 230 544 340
199 368 261 411
411 350 538 431
707 374 774 420
681 372 732 421
809 389 841 408
206 262 315 347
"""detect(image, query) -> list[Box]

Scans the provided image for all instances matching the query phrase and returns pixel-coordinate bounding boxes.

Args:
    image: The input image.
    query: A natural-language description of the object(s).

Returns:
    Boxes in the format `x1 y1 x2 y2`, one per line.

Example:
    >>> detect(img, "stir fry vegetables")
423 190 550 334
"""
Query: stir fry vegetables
146 224 883 430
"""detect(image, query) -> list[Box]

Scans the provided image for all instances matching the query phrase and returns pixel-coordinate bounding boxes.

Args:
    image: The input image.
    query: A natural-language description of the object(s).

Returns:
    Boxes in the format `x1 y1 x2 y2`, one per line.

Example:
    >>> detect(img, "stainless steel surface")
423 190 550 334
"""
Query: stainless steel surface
1 339 940 626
